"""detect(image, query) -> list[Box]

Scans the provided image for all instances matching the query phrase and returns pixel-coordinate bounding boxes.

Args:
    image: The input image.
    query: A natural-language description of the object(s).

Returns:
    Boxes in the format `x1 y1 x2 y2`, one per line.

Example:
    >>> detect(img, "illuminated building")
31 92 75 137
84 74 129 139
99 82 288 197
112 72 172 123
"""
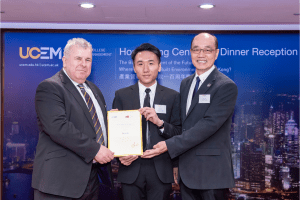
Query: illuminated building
284 113 299 168
281 166 291 190
6 142 27 161
240 142 265 191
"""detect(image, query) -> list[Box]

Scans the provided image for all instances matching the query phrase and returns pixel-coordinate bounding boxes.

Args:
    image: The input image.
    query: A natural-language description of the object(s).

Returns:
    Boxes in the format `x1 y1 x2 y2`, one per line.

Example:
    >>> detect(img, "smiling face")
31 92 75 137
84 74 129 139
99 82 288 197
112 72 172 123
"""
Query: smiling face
62 45 92 84
190 33 219 75
133 50 161 87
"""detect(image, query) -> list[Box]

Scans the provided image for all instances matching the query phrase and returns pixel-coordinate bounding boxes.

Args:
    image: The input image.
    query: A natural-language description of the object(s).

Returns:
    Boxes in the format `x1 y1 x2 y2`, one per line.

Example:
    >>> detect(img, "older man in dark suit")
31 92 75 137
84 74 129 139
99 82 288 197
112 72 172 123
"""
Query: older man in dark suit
112 43 181 200
32 38 114 200
143 33 238 200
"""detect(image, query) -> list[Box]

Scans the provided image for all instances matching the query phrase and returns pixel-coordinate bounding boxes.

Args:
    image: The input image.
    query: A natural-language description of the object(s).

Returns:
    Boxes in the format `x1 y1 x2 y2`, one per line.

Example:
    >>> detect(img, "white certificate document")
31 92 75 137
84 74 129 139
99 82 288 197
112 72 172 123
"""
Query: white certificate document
108 110 143 156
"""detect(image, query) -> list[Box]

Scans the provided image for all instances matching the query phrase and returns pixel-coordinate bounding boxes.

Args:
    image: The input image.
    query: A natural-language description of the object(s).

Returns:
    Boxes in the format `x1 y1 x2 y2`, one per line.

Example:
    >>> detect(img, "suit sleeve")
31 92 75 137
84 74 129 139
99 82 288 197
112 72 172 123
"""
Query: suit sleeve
166 81 237 159
159 92 181 139
35 81 100 163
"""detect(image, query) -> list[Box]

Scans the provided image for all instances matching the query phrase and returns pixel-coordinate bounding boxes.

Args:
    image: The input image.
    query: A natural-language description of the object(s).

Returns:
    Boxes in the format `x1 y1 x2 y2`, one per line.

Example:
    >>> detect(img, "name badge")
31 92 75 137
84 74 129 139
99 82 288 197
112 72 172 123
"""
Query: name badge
199 94 210 103
155 104 166 114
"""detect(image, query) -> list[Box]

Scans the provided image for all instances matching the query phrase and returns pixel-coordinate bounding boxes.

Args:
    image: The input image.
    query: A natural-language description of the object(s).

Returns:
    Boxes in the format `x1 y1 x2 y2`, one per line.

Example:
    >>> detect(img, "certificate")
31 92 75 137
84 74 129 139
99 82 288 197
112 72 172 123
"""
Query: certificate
108 110 143 156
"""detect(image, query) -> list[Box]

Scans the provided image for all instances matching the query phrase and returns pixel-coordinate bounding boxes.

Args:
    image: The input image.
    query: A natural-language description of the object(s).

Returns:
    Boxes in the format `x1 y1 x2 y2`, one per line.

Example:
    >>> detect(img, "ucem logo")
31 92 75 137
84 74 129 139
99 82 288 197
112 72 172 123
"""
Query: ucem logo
19 47 62 59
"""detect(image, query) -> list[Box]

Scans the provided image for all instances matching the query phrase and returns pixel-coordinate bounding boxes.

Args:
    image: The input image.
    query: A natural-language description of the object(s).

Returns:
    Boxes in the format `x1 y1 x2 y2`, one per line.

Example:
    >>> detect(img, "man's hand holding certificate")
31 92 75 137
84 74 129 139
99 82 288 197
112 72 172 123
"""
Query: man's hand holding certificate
108 110 143 157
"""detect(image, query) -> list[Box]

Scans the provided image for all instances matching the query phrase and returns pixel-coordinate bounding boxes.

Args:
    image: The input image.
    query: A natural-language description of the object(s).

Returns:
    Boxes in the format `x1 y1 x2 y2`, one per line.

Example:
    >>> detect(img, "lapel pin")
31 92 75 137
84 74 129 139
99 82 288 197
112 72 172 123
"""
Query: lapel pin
207 83 211 87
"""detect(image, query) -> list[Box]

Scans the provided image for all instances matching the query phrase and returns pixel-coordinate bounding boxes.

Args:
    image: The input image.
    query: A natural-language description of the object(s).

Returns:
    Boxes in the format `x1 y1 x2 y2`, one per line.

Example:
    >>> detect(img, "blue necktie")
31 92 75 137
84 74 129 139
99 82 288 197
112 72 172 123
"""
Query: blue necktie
192 77 201 100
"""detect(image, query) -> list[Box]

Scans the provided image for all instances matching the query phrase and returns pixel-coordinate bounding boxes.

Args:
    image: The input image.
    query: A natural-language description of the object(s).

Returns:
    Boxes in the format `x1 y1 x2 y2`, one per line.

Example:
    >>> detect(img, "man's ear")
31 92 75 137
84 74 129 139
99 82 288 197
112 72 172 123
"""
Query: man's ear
62 56 66 68
133 64 136 73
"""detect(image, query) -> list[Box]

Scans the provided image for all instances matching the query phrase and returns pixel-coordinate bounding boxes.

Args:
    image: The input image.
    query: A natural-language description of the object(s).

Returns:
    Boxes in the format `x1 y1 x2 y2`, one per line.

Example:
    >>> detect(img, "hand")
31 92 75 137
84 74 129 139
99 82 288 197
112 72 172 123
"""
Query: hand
94 145 114 164
141 141 168 158
119 155 138 166
110 108 119 111
173 167 178 184
139 107 163 127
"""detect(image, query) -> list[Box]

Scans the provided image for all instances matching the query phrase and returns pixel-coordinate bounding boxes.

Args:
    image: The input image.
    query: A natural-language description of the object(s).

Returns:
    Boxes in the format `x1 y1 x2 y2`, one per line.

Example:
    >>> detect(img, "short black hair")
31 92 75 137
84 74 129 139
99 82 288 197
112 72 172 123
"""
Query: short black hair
190 33 218 49
131 43 161 63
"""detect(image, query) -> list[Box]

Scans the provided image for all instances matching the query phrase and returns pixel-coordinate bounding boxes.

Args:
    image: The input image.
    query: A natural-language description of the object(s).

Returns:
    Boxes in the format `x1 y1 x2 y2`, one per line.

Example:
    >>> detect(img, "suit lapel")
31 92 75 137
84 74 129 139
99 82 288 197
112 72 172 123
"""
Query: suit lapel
185 68 217 119
59 70 95 130
131 82 141 109
182 75 194 122
153 84 164 106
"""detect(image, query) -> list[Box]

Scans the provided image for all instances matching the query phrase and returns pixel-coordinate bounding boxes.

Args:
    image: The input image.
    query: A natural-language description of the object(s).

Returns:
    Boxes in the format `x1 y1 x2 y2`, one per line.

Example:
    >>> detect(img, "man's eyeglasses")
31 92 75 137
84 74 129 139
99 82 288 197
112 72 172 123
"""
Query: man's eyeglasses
190 48 215 54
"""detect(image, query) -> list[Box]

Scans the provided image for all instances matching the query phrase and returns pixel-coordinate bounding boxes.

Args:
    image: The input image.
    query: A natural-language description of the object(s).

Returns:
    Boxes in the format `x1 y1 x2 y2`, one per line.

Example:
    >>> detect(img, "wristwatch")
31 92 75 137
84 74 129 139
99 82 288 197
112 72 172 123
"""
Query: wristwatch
158 120 164 129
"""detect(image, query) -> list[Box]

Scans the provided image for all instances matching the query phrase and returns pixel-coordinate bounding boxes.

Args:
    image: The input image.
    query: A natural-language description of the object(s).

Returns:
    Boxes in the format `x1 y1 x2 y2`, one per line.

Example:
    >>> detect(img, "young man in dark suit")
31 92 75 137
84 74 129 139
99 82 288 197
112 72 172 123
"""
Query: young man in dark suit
112 43 181 200
32 38 114 200
143 33 238 200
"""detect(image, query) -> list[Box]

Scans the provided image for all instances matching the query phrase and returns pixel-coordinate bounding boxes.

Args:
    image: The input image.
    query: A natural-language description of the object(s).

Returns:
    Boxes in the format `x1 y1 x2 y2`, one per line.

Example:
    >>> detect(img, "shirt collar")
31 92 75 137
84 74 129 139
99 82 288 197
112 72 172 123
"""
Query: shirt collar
138 80 157 94
63 68 87 88
195 65 215 83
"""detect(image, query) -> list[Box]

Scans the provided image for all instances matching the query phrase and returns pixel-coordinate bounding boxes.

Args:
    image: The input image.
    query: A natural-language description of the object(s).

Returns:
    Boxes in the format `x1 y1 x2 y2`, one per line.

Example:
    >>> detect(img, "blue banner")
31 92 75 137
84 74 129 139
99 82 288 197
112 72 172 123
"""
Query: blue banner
3 32 299 200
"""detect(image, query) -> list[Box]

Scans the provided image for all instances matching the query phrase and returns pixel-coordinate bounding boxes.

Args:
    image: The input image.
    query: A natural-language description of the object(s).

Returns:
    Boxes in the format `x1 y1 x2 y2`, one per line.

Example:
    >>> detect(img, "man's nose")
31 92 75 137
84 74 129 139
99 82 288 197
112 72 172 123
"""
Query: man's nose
81 59 87 66
198 49 206 57
143 65 150 72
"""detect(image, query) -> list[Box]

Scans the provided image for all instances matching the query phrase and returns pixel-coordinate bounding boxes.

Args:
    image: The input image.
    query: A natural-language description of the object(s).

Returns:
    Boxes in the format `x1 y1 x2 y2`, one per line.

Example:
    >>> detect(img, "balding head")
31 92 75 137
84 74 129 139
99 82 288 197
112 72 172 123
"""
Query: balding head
191 33 218 50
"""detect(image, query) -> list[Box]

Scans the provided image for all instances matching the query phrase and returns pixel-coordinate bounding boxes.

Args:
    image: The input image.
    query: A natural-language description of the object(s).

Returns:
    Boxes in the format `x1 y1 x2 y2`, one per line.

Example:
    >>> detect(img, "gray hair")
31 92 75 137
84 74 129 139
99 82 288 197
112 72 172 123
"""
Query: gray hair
63 38 92 57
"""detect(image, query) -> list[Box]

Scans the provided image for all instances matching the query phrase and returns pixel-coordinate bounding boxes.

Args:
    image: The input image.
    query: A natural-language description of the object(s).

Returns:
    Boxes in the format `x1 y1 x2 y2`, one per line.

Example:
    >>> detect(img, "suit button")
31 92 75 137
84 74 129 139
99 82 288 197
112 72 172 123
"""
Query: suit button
183 129 186 131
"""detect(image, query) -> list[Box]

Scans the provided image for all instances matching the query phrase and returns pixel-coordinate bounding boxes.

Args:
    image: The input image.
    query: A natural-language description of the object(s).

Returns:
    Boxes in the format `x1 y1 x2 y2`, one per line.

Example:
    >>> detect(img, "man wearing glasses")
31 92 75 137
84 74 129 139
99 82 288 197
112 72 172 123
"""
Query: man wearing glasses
142 33 238 200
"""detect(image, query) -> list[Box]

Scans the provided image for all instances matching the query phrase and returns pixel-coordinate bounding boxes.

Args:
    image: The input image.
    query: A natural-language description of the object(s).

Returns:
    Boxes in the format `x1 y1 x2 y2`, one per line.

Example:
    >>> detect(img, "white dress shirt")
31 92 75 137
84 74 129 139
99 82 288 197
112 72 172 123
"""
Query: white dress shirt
63 68 108 146
186 65 215 114
138 81 165 134
138 81 159 148
138 81 157 108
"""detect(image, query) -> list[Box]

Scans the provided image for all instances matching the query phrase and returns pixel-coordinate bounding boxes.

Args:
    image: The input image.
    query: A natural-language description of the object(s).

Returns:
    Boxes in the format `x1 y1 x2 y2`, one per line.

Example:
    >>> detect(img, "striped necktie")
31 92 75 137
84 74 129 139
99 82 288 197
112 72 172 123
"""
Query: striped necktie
78 84 105 146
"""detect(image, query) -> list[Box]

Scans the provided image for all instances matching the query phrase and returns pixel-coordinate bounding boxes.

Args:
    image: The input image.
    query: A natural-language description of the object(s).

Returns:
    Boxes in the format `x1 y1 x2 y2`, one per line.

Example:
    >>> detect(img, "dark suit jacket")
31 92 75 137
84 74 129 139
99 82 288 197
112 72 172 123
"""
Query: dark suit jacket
112 82 181 184
166 68 237 190
32 70 112 198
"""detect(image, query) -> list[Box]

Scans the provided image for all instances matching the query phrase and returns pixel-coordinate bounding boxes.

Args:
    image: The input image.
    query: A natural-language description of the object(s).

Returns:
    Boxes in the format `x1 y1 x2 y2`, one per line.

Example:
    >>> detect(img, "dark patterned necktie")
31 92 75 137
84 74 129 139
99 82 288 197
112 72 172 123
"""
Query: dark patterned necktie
142 88 151 150
192 76 201 100
78 84 105 146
